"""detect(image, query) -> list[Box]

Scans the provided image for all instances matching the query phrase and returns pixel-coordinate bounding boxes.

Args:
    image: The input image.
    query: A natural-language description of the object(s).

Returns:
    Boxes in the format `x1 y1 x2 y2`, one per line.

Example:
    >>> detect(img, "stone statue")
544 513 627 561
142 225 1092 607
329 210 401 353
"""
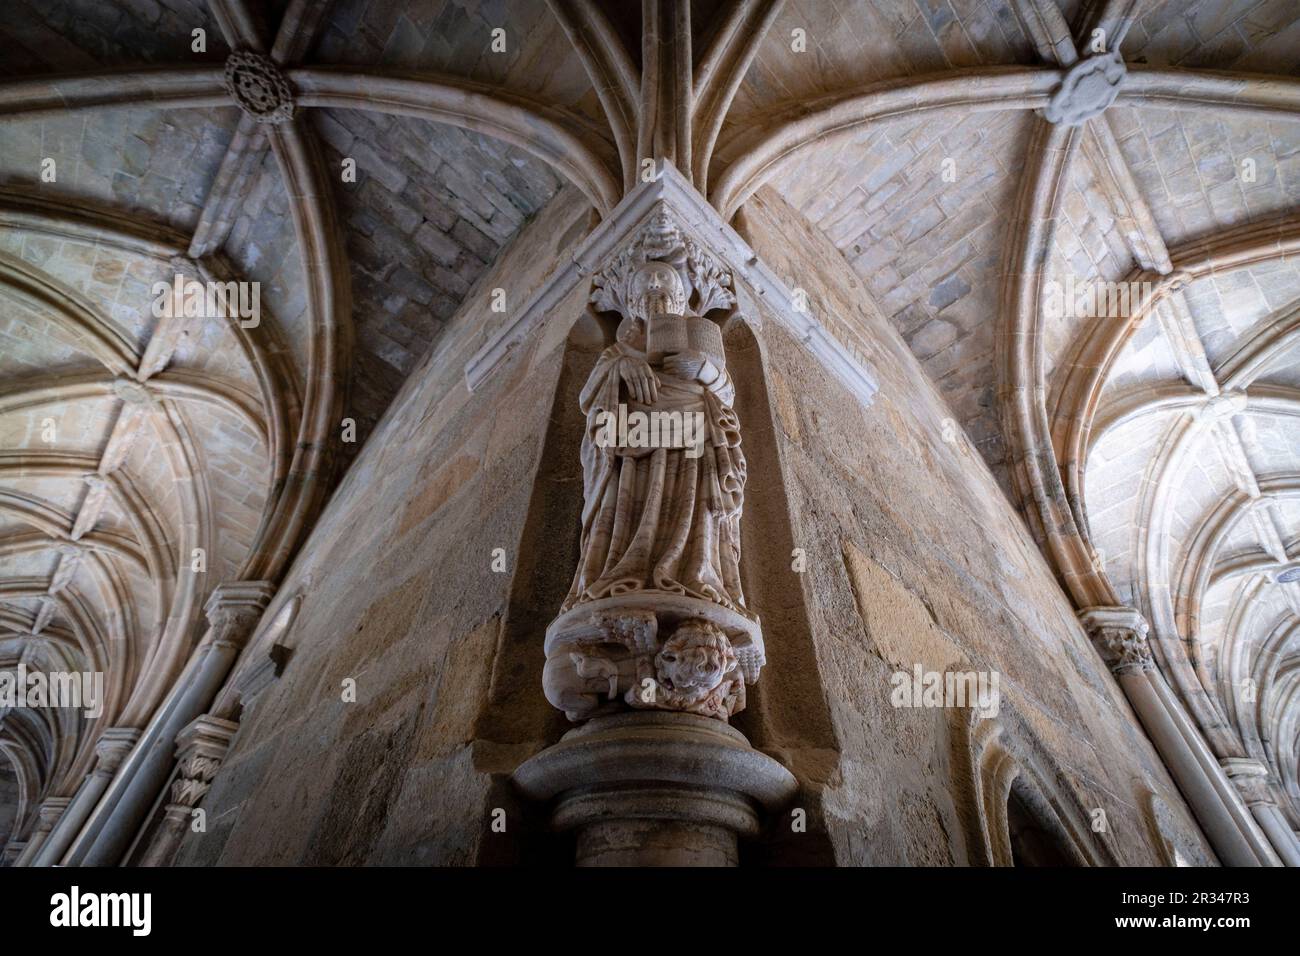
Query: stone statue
542 207 764 722
562 258 746 614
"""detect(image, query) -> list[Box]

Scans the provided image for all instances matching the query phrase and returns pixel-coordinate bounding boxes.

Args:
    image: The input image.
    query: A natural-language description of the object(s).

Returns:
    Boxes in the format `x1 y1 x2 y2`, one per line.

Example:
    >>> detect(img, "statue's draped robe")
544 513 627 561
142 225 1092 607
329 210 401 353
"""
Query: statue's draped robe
563 339 751 617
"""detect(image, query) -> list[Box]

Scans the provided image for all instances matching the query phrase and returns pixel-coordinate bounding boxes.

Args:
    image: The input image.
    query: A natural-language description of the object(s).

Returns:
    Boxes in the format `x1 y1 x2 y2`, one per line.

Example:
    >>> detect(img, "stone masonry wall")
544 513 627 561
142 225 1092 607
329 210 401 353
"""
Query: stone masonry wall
735 187 1215 865
174 186 593 865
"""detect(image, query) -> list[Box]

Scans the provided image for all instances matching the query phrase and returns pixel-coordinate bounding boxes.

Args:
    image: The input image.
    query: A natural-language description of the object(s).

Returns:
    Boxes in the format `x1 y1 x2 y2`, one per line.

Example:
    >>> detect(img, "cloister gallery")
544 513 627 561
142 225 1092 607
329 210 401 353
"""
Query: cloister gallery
0 0 1298 870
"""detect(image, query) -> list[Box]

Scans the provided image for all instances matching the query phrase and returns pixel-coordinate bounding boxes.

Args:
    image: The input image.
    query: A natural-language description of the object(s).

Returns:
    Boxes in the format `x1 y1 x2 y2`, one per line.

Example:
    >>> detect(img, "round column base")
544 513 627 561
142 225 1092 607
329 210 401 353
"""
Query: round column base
513 711 797 867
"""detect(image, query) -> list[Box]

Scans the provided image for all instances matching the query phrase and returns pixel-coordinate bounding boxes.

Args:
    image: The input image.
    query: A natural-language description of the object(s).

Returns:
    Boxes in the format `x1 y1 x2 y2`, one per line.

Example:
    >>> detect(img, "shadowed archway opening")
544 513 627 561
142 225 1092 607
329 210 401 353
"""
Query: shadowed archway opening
1006 778 1085 867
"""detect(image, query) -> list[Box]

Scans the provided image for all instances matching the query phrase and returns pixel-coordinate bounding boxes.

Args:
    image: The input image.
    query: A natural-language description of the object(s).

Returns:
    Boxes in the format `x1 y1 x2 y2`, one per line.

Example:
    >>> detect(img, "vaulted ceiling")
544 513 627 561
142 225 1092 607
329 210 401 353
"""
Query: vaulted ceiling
760 0 1300 818
1 0 1298 851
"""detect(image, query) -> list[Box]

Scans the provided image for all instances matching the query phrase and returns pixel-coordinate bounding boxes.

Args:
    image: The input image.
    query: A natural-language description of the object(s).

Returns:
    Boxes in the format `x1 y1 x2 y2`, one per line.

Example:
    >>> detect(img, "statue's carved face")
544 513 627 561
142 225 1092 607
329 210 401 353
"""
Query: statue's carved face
654 621 735 699
629 261 687 321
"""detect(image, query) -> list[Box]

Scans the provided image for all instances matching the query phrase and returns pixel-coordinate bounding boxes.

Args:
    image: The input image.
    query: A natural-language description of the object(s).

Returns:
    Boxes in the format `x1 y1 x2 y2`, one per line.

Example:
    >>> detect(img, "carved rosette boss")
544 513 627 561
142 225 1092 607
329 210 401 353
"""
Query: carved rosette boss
542 205 764 723
223 51 295 125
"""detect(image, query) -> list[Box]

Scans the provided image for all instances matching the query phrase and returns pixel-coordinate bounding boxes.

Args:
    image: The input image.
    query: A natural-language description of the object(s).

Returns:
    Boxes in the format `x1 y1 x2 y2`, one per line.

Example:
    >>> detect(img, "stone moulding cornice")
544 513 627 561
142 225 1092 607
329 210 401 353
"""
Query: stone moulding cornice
1219 757 1277 808
175 713 240 763
1077 604 1149 637
203 580 277 612
464 161 878 407
202 580 276 647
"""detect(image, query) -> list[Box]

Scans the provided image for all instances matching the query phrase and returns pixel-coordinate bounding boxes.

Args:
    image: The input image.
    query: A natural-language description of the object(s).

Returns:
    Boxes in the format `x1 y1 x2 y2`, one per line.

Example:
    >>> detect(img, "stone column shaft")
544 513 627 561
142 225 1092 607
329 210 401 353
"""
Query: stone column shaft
12 796 70 867
1079 606 1281 867
57 581 272 867
31 727 141 866
1222 758 1300 867
1255 805 1300 867
137 714 238 867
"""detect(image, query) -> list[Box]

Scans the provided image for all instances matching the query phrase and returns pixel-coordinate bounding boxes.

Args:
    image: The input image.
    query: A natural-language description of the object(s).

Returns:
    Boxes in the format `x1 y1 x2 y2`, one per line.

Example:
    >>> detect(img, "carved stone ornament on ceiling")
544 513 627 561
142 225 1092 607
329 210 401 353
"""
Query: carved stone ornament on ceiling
1043 51 1127 126
223 50 295 125
111 378 156 408
1196 390 1248 423
542 204 763 723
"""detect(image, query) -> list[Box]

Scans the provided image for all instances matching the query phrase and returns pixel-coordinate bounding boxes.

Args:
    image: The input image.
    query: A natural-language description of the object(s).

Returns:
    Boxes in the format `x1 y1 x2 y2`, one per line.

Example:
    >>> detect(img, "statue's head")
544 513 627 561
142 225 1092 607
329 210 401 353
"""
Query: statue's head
654 619 736 701
628 260 687 322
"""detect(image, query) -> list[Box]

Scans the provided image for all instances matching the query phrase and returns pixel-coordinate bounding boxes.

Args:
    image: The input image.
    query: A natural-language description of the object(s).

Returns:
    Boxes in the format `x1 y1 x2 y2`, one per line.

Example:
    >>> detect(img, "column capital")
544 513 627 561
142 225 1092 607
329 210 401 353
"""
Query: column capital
1077 605 1155 676
168 714 239 811
34 796 71 832
2 841 26 864
204 581 276 650
1220 757 1277 807
175 713 240 763
92 727 141 777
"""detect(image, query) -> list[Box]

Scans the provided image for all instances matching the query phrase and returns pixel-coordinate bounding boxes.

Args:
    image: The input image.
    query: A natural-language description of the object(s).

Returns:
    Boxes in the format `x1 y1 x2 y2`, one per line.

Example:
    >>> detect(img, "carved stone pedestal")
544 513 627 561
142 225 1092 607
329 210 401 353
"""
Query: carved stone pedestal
513 711 796 866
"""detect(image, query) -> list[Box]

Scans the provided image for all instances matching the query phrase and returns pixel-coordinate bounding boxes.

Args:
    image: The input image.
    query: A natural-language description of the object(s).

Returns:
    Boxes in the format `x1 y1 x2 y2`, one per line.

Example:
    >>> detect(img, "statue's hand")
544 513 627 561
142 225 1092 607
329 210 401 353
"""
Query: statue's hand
662 350 711 383
619 357 659 404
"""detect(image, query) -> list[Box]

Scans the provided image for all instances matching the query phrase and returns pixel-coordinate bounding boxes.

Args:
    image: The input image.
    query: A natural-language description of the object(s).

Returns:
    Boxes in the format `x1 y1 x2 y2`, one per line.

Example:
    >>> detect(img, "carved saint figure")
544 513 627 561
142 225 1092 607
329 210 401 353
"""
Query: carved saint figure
542 212 764 724
561 260 748 616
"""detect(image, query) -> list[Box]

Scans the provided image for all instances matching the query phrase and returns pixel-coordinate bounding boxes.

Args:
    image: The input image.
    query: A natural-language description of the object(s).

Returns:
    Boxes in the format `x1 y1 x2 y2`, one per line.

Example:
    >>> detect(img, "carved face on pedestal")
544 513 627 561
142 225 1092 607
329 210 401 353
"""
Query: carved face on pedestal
628 260 687 322
654 620 736 702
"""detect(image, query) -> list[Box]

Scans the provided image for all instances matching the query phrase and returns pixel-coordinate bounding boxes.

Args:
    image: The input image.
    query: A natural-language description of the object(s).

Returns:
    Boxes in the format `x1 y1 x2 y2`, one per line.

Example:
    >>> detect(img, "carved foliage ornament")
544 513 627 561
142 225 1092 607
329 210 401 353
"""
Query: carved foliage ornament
1078 606 1154 676
223 51 295 125
206 604 263 647
590 205 737 320
166 716 237 814
1092 627 1155 675
170 752 224 809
